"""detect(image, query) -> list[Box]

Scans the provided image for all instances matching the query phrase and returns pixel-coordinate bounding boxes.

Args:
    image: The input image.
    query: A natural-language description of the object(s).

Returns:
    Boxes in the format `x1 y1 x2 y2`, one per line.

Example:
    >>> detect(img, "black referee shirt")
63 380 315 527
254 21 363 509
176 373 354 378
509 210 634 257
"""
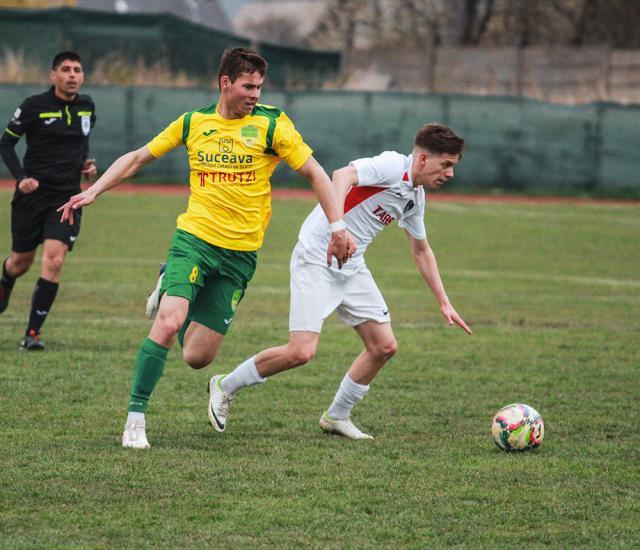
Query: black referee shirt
1 86 96 193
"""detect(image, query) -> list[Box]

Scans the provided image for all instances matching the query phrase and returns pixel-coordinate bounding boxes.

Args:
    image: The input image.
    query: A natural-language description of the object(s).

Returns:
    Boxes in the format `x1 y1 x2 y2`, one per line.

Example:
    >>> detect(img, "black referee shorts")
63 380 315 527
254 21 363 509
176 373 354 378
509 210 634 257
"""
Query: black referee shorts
10 188 82 253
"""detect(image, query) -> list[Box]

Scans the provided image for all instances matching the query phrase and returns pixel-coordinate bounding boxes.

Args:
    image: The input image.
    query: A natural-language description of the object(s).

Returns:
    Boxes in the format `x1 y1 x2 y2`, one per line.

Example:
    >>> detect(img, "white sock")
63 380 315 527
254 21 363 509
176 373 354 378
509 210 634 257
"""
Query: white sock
327 374 370 420
126 411 145 427
221 355 266 395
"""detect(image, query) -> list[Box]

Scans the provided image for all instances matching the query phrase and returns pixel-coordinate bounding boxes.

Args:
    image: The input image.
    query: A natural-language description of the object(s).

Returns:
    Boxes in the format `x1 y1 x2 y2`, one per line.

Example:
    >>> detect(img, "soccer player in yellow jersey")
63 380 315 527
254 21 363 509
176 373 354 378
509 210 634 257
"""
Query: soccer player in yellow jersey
59 48 354 449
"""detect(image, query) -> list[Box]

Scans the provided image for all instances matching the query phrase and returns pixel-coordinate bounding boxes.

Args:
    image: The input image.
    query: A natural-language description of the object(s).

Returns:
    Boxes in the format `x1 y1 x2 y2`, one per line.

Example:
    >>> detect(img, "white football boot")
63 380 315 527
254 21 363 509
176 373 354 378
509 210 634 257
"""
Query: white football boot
319 411 373 440
122 421 150 449
145 263 166 319
208 374 235 432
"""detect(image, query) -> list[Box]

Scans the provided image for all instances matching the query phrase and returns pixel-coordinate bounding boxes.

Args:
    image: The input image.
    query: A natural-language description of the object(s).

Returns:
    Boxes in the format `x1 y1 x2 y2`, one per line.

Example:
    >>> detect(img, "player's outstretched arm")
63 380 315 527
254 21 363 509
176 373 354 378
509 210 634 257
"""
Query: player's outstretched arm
406 232 472 334
58 146 156 225
296 156 355 268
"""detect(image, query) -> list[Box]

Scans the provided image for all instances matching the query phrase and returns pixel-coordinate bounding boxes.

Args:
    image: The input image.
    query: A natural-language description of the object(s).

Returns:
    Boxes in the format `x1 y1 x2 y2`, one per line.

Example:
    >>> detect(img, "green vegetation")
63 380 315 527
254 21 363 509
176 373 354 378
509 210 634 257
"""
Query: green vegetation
1 192 638 547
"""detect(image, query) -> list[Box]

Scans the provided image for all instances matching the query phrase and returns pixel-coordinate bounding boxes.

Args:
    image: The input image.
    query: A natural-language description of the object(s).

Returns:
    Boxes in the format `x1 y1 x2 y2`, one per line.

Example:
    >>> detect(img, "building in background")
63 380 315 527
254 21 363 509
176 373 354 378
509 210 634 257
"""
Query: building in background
0 0 232 31
0 0 75 5
77 0 231 30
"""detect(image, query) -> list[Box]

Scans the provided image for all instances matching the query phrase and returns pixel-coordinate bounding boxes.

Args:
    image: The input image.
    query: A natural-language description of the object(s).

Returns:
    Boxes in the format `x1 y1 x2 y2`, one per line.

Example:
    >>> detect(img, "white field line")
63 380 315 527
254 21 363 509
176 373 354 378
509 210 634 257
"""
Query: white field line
428 201 640 221
427 207 640 229
444 269 640 288
57 279 640 296
42 256 640 289
264 266 639 289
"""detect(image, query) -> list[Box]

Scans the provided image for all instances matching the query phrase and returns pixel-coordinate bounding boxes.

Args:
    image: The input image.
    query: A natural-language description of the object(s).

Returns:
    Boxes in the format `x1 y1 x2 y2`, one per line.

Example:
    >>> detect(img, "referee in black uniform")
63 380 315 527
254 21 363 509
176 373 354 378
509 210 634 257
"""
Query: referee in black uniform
0 51 96 350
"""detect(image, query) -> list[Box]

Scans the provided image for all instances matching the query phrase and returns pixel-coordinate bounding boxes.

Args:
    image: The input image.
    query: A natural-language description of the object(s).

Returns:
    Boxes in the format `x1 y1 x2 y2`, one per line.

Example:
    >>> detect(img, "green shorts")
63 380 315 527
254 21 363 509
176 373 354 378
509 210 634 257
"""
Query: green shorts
161 229 257 335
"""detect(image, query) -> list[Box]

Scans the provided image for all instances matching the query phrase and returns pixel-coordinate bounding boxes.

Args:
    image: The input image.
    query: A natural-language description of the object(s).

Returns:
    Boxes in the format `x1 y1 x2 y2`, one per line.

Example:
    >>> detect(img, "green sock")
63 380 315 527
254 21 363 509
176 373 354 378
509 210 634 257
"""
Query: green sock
128 337 169 413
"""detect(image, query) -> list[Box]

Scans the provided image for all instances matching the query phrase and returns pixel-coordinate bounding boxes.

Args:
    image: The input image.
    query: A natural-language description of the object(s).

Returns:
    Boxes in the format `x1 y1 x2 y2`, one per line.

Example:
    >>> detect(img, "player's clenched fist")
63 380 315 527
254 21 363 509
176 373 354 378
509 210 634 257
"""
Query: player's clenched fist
327 227 356 269
81 158 97 183
18 177 40 194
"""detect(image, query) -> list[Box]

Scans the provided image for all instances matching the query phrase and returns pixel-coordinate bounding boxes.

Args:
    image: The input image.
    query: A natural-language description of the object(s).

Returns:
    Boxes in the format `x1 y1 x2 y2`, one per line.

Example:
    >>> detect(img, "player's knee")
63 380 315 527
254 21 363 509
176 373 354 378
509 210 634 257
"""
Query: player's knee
43 254 65 275
155 311 183 340
374 338 398 362
289 345 316 367
9 256 33 275
182 348 212 370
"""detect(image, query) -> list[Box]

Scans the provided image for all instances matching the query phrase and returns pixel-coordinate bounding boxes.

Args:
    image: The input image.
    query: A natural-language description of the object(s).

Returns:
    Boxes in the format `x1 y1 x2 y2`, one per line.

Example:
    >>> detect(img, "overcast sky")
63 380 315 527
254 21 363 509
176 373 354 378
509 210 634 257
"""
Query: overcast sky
220 0 251 18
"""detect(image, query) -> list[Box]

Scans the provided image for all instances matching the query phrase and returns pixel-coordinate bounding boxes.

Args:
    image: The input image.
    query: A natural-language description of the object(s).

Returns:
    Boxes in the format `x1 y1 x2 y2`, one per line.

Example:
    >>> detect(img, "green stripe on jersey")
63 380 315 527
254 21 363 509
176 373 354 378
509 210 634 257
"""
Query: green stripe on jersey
252 105 282 155
77 111 92 116
4 128 21 138
182 103 216 144
182 112 193 143
39 111 62 118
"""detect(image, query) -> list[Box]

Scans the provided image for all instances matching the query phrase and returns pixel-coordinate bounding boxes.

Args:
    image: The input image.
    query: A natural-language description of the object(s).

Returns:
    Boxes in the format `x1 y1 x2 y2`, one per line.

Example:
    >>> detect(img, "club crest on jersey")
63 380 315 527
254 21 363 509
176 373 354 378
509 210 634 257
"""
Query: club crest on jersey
81 115 91 136
240 124 259 146
219 138 234 153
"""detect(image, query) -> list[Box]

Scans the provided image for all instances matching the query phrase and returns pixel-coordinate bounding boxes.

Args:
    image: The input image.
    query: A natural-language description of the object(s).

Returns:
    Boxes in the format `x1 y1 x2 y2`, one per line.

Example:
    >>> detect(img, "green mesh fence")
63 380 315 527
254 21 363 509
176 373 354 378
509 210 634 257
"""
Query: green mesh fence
0 8 339 89
1 84 638 195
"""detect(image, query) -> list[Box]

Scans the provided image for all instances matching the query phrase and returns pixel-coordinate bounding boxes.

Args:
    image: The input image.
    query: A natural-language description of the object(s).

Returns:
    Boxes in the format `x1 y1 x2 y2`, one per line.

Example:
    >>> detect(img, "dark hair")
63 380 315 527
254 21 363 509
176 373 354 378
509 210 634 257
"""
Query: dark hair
414 123 465 157
217 47 267 89
52 51 82 70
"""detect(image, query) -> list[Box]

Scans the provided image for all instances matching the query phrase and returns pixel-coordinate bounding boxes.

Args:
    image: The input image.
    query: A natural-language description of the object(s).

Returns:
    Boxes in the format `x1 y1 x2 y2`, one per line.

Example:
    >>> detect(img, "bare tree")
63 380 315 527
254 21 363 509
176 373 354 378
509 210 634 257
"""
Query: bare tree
243 16 309 48
312 0 640 50
459 0 495 44
310 0 450 50
477 0 640 48
309 0 372 52
384 0 450 48
571 0 640 47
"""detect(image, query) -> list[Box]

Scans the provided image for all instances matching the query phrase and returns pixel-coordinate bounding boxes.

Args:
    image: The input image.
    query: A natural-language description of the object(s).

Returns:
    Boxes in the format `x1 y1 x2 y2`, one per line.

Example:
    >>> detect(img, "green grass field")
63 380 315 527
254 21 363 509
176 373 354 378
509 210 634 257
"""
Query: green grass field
1 190 638 547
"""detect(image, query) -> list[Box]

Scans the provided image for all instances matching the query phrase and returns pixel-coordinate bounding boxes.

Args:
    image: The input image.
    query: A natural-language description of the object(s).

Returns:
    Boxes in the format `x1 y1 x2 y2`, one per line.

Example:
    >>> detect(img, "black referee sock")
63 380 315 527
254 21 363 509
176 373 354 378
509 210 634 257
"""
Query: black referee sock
1 258 16 289
27 278 59 335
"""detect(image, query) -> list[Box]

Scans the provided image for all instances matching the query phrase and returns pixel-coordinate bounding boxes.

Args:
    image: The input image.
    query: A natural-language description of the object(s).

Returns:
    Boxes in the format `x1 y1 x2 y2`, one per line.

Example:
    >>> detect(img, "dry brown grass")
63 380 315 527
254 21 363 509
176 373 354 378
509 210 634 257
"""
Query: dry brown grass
0 49 215 89
88 53 209 88
0 49 45 84
2 47 636 103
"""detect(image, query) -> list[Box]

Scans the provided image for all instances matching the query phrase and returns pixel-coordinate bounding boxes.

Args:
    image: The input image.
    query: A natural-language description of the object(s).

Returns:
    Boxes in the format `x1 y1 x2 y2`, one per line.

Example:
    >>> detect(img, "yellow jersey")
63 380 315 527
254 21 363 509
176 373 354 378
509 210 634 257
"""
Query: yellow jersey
146 102 313 251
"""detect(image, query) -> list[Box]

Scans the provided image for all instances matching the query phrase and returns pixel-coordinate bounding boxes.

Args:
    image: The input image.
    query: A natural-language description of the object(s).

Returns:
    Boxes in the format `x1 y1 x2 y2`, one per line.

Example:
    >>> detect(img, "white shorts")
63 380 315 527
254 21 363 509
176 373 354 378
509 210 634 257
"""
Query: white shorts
289 241 390 333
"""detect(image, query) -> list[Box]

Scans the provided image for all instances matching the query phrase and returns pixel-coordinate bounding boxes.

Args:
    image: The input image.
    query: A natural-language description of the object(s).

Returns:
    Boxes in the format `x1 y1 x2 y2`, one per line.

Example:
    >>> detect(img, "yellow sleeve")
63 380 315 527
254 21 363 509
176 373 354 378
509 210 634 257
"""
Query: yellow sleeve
146 115 184 158
272 112 313 171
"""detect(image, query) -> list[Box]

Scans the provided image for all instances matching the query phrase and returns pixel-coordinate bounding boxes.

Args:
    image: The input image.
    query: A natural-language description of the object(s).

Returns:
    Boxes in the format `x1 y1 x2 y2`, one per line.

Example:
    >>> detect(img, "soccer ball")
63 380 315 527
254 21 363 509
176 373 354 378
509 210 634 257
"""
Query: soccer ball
491 403 544 451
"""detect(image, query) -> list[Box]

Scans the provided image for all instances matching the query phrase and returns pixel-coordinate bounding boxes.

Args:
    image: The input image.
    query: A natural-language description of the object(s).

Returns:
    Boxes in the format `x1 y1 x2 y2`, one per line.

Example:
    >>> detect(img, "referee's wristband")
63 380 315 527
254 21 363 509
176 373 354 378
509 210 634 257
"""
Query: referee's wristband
328 220 346 233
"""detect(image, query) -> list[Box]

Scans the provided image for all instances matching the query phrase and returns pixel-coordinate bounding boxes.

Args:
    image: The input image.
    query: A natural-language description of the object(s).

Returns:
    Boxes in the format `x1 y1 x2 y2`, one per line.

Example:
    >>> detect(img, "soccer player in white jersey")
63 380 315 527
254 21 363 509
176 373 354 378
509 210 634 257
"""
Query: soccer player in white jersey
207 123 472 439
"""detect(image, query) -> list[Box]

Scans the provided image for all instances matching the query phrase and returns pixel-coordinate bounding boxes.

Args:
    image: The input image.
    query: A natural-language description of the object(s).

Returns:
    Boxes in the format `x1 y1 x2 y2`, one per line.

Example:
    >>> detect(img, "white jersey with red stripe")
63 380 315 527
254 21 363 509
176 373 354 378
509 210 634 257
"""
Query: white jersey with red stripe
298 151 426 272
